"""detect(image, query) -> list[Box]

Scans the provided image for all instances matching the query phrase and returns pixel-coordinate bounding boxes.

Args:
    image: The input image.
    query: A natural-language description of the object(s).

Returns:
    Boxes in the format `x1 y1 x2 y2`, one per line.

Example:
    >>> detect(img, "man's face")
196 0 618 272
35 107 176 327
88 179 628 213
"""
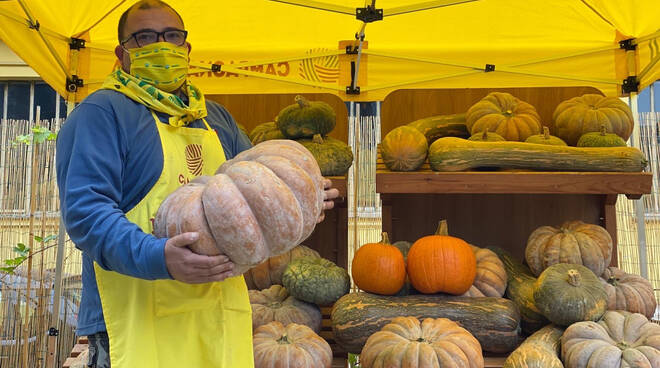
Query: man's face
115 6 188 73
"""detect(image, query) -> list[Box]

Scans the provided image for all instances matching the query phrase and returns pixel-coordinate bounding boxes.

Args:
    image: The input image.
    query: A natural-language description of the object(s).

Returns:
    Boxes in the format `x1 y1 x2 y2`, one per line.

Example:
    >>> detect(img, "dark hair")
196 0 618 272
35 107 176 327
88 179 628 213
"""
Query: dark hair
117 0 185 43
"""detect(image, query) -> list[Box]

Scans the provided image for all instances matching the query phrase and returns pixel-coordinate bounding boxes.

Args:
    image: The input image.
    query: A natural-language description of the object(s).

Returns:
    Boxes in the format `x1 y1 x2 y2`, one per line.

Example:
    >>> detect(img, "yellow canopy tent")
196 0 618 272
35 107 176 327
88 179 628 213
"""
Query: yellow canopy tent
0 0 658 102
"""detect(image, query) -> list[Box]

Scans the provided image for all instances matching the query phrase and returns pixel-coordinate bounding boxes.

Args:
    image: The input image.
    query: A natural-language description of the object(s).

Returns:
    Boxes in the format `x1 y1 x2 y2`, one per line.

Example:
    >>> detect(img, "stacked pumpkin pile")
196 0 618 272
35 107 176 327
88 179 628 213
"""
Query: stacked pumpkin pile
249 95 353 176
332 220 520 367
381 92 647 172
246 245 351 368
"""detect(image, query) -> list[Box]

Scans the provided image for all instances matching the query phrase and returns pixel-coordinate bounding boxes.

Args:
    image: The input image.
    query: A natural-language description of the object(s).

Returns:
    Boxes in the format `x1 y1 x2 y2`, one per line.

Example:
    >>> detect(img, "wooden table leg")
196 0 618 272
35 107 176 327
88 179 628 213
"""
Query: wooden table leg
603 194 619 267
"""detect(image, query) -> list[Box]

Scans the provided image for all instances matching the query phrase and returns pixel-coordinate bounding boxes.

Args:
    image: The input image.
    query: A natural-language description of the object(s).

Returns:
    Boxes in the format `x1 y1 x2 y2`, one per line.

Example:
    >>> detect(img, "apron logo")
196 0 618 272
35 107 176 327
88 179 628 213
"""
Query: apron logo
185 143 203 176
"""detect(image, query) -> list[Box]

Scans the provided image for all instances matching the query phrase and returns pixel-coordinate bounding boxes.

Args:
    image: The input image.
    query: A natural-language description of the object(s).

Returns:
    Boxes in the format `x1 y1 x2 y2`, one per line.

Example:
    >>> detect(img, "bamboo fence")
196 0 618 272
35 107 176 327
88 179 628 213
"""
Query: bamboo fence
0 117 81 368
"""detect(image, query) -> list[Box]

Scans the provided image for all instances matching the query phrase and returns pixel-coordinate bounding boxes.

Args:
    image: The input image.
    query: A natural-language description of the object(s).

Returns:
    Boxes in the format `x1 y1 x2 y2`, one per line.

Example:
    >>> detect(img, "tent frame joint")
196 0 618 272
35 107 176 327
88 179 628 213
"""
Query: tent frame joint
622 76 639 93
346 45 359 55
66 75 84 92
28 19 39 30
356 5 382 23
69 37 86 50
48 327 59 337
211 64 222 72
485 64 496 72
346 85 361 94
619 38 637 51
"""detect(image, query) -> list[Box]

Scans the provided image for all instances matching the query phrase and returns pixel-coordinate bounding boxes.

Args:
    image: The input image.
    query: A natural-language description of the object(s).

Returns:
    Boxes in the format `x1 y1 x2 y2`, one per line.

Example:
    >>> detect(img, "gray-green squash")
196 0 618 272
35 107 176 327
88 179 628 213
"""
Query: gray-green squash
533 263 608 326
282 256 350 306
249 121 285 145
298 134 353 176
276 95 336 139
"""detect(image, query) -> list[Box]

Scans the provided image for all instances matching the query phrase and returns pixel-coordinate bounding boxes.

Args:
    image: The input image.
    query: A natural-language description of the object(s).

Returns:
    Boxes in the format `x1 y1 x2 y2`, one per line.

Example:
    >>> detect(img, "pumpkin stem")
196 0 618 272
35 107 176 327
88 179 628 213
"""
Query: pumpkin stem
295 95 310 108
380 232 391 245
312 134 324 144
600 124 607 136
435 220 449 236
607 276 619 286
567 269 581 286
482 130 489 140
416 337 426 343
543 126 550 139
277 334 291 345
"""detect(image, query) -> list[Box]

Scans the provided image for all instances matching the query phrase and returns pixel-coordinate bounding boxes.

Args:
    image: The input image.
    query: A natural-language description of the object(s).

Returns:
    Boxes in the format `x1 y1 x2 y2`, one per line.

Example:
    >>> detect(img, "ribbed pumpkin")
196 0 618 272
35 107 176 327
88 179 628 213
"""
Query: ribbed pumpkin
244 245 320 290
249 121 285 145
276 95 336 139
253 321 332 368
525 127 567 146
352 232 407 295
360 316 484 368
461 245 508 298
282 256 350 306
466 92 542 142
381 126 428 171
503 325 564 368
525 220 613 277
298 134 353 176
533 263 608 326
561 311 660 368
468 130 506 142
154 140 324 274
552 94 634 146
600 266 657 318
577 124 628 147
407 220 477 295
249 285 322 333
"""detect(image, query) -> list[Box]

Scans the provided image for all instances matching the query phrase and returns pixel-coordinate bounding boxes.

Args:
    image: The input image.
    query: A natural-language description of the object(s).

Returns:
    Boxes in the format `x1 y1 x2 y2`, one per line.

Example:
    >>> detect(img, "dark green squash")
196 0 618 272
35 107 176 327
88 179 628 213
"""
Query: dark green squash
468 130 506 142
249 121 285 145
391 240 417 296
407 113 470 144
577 124 627 147
533 263 607 326
503 325 564 368
524 127 567 146
489 246 548 334
331 292 521 354
381 126 428 171
298 134 353 176
282 256 350 306
276 95 336 139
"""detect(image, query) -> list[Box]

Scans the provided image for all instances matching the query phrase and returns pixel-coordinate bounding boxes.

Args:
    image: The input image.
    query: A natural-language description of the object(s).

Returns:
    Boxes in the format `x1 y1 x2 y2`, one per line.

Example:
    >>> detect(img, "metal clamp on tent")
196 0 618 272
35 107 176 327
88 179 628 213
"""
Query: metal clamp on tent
211 64 222 72
66 75 84 92
48 327 59 337
485 64 495 72
69 37 85 50
356 5 383 23
619 38 637 51
622 76 639 93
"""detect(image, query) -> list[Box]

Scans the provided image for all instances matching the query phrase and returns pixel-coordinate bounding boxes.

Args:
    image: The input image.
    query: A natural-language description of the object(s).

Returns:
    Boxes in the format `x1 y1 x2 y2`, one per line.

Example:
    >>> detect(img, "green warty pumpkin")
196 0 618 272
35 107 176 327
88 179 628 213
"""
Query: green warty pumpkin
298 134 353 176
249 121 285 145
276 95 336 139
282 256 350 306
577 124 627 147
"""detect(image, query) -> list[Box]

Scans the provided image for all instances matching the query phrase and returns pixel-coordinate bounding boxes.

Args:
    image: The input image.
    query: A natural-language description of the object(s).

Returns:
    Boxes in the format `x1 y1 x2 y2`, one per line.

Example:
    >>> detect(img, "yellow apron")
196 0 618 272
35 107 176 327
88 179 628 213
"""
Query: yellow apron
94 111 253 368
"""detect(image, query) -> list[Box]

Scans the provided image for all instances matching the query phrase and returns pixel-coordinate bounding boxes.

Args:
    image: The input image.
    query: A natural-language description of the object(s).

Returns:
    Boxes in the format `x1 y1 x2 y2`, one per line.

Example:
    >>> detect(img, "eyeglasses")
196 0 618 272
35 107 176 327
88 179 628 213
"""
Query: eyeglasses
121 29 188 48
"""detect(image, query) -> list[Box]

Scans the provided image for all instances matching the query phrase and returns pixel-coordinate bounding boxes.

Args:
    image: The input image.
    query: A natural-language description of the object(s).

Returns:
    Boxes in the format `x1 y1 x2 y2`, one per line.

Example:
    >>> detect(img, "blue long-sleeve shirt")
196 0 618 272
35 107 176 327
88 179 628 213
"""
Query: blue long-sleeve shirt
56 89 252 336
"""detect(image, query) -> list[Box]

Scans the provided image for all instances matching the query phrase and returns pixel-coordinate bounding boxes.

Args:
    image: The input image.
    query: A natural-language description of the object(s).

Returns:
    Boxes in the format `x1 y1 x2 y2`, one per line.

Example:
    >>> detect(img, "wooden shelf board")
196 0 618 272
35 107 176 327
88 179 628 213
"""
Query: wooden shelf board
376 170 652 197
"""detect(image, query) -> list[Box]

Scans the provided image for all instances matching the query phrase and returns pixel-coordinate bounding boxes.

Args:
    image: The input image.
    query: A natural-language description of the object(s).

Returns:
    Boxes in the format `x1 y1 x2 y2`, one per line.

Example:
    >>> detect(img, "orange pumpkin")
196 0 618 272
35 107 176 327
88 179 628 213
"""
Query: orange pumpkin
352 232 406 295
407 221 477 294
466 92 542 142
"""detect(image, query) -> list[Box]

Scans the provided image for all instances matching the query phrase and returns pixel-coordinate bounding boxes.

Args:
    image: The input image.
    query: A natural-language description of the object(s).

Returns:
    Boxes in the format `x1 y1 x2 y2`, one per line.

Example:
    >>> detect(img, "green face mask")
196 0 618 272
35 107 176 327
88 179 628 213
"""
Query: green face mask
128 41 189 92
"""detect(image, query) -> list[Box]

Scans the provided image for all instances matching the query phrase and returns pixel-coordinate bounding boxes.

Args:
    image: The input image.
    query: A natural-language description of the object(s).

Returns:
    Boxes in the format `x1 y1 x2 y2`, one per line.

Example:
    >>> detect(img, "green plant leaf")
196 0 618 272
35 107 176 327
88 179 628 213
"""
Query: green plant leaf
43 234 58 243
34 235 43 243
0 266 16 274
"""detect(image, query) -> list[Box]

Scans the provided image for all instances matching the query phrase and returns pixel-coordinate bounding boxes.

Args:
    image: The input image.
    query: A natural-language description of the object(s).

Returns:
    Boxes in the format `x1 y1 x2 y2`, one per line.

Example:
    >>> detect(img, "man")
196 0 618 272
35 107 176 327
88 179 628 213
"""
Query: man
56 1 339 367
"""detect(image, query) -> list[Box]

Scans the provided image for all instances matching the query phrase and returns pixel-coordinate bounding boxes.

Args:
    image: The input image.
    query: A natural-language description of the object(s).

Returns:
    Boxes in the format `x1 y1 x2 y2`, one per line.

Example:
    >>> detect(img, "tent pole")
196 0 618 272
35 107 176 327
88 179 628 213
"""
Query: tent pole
629 93 650 279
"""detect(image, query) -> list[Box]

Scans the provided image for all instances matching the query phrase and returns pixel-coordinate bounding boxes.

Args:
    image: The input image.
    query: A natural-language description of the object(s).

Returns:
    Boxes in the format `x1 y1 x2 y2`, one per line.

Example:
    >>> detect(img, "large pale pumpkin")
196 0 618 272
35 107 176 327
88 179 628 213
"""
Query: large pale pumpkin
360 316 484 368
276 95 336 139
253 321 333 368
466 92 542 142
461 245 508 298
561 311 660 368
600 266 657 319
244 245 320 290
154 140 324 274
407 220 477 295
352 232 407 295
381 126 428 171
533 263 607 326
552 93 634 146
249 285 321 333
525 220 613 277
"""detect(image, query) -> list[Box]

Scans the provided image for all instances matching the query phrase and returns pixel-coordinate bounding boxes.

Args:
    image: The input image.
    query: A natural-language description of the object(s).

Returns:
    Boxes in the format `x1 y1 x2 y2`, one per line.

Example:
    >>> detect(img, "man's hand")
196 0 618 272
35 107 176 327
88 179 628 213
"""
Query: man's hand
318 178 340 223
164 232 234 283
